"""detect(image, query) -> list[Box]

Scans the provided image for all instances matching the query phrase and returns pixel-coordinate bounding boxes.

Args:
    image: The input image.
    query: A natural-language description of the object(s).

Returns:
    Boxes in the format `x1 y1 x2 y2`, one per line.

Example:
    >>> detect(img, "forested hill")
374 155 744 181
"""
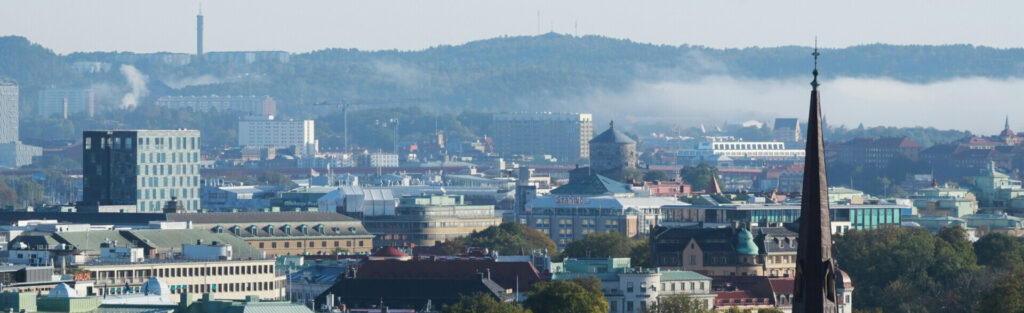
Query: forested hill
3 34 1024 116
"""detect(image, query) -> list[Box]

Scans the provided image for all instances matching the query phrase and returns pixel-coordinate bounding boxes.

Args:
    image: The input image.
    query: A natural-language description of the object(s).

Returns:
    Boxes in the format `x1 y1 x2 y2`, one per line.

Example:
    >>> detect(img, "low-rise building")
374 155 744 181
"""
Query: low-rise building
362 194 501 247
551 258 716 312
167 212 375 256
664 196 907 233
518 168 685 247
650 225 798 278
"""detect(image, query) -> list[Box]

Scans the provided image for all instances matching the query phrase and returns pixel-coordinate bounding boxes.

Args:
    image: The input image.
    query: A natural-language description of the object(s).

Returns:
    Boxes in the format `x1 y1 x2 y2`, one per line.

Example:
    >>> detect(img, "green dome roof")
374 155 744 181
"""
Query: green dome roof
736 229 759 255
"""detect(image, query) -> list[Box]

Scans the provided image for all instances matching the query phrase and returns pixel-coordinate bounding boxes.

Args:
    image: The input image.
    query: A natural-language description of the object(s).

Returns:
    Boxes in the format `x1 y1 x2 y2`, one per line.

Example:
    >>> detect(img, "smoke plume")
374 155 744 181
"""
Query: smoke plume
119 64 148 109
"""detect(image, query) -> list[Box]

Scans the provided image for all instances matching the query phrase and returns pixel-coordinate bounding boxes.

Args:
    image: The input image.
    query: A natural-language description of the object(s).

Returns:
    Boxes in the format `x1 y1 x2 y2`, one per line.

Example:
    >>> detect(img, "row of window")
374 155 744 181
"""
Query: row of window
92 263 274 281
257 240 364 249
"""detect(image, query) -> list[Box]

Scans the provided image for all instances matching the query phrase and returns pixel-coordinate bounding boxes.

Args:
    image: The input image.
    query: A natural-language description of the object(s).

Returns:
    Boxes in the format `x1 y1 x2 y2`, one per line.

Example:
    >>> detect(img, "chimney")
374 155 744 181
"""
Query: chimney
486 268 491 280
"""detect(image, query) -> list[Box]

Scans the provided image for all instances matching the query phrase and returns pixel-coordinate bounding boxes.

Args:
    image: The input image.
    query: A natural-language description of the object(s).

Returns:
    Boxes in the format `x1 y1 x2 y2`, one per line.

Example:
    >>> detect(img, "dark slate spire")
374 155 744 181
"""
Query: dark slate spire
793 44 840 313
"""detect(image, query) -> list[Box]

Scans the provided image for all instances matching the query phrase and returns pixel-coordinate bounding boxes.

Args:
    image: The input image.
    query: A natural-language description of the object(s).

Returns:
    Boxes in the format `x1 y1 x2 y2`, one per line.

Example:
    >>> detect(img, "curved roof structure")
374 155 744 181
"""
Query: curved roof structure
48 283 79 298
735 229 759 255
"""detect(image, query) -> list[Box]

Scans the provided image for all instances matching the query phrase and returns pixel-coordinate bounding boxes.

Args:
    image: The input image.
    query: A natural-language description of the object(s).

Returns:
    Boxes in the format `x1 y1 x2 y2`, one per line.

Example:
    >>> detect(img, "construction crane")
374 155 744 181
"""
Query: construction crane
311 98 428 153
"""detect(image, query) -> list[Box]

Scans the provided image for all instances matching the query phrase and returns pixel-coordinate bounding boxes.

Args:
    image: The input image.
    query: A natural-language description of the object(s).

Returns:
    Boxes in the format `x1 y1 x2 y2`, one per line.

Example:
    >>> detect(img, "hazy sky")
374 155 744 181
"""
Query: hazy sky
2 0 1021 53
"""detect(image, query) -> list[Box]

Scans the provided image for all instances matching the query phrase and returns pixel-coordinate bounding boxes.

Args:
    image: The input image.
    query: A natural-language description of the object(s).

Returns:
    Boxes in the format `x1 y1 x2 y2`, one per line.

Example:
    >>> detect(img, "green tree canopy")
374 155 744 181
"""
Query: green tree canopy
979 271 1024 313
563 231 633 259
833 227 980 312
639 294 712 313
679 163 718 189
443 293 530 313
524 280 608 313
642 170 670 182
439 223 556 256
974 232 1024 270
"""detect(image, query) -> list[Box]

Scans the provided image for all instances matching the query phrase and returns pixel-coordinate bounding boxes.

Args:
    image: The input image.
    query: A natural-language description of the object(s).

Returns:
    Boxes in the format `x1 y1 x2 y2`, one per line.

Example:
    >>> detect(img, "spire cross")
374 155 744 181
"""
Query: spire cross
811 38 820 90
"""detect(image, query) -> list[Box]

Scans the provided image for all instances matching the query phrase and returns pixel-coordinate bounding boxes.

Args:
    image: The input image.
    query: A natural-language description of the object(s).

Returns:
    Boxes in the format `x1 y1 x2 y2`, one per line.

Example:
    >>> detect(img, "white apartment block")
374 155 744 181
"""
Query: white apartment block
38 88 96 118
238 116 317 157
677 141 805 166
492 112 593 162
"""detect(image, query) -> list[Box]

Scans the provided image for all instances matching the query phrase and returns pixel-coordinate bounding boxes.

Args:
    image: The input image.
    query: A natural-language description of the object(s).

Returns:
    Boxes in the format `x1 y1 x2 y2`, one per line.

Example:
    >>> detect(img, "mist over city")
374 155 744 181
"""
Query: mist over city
1 1 1023 313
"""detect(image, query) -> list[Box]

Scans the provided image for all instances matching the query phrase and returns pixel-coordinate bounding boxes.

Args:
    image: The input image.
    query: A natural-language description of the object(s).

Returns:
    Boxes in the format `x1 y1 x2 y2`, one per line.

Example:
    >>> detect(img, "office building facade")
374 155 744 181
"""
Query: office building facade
238 116 317 157
0 79 18 143
83 130 201 212
37 88 96 118
492 112 593 163
0 80 42 168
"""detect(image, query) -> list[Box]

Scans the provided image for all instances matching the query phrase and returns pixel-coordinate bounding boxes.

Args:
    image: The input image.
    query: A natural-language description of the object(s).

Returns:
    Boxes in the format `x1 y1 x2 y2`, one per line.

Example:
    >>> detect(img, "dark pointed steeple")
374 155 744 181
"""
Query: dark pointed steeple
792 44 839 313
1006 115 1011 131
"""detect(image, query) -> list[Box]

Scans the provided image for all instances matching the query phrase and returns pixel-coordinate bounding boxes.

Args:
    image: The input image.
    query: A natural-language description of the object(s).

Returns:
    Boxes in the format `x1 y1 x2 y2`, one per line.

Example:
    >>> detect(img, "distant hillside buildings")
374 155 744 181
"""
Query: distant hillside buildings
156 95 276 116
37 88 95 118
491 112 593 163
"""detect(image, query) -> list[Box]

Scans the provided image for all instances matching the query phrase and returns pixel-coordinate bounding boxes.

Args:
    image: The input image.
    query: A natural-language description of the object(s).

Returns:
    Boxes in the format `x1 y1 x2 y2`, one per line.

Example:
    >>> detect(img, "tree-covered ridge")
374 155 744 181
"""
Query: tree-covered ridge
5 34 1024 118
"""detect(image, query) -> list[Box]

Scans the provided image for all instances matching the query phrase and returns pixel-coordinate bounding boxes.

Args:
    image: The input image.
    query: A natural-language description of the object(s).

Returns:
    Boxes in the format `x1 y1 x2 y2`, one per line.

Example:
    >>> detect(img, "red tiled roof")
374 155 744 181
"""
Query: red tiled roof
372 246 409 258
355 258 545 292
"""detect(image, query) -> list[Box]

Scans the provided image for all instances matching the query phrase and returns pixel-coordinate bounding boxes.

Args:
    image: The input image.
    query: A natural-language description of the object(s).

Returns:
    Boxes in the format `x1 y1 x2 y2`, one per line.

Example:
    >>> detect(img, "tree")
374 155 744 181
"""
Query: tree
619 168 644 183
679 163 718 188
630 238 651 267
978 270 1024 313
524 280 608 313
255 171 296 187
0 177 17 207
563 231 633 259
974 232 1024 270
833 227 981 312
642 170 670 182
639 294 712 313
444 293 531 313
570 276 603 296
438 223 557 256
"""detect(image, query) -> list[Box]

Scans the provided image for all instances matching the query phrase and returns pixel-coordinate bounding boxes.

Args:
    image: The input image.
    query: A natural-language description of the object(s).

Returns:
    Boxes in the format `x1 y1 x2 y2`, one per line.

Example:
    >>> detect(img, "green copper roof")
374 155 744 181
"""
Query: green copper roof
736 229 759 255
659 270 711 281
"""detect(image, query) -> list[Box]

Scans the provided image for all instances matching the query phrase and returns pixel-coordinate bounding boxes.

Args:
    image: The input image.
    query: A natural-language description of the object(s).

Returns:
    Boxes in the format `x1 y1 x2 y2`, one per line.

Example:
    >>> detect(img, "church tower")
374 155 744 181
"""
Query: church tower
792 44 840 313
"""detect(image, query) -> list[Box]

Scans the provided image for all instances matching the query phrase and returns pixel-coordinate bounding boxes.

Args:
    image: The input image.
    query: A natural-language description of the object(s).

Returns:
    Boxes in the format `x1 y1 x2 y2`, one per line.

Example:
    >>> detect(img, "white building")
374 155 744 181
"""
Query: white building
37 88 96 118
552 258 716 312
238 116 317 157
0 80 42 168
676 140 804 166
492 112 594 162
358 153 399 168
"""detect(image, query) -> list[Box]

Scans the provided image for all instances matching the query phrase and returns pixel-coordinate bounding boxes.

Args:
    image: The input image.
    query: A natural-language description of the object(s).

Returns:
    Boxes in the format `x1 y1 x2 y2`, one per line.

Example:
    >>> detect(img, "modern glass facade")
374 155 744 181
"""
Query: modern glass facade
83 130 201 212
663 204 905 231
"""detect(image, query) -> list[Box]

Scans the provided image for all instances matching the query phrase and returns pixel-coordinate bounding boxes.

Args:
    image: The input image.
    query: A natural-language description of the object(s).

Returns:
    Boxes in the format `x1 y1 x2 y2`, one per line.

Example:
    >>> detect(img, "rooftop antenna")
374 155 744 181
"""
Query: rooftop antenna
536 11 540 35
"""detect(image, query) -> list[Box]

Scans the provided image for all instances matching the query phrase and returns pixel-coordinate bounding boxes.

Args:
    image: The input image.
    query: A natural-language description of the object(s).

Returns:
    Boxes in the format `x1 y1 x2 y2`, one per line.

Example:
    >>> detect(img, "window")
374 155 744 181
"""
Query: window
271 243 277 248
284 242 290 248
689 255 696 265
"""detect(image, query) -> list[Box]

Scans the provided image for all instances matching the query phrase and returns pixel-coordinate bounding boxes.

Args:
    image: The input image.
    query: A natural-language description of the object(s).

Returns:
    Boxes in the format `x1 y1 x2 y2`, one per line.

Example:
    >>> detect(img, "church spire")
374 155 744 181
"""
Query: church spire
1006 115 1011 131
811 38 820 91
792 45 839 313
